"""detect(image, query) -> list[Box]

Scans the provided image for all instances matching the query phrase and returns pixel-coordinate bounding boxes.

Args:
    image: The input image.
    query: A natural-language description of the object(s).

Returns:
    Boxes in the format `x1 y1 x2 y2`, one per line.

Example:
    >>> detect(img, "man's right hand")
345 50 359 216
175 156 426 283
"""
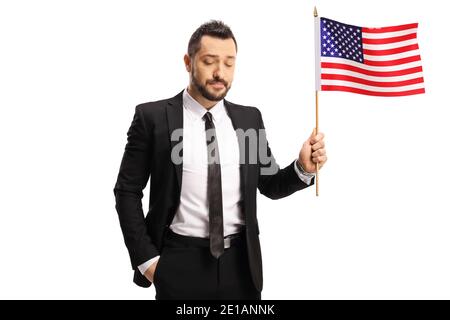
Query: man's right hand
144 259 160 283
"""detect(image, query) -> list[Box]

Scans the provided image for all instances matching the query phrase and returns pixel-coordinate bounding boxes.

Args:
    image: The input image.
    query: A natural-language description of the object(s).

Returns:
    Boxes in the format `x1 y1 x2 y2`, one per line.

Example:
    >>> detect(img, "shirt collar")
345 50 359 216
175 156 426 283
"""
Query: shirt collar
183 87 226 123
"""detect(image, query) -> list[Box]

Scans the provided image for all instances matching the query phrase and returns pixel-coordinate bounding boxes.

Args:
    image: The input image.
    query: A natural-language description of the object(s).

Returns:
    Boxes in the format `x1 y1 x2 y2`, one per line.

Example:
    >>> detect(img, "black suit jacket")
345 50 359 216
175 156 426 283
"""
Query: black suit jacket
113 90 314 292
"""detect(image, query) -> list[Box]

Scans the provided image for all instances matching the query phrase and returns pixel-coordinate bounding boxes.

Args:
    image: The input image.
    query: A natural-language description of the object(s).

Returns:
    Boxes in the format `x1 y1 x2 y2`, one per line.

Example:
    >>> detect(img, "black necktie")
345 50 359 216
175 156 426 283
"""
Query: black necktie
203 111 224 259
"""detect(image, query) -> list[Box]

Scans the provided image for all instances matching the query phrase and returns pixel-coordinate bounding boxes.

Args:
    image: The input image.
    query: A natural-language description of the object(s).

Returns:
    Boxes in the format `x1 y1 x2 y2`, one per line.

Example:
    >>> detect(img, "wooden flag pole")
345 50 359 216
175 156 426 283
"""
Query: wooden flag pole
315 90 319 197
314 6 320 197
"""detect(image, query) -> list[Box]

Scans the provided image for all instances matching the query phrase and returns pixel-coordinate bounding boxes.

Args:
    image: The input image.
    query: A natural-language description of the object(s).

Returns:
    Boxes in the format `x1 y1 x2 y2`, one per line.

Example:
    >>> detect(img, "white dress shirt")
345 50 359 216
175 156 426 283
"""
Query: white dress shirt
138 88 314 275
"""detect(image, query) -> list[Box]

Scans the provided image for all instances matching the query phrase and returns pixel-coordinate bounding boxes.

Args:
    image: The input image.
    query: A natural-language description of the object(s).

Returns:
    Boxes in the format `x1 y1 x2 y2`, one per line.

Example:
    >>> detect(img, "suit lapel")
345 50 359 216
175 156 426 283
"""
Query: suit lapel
224 100 249 206
166 90 184 192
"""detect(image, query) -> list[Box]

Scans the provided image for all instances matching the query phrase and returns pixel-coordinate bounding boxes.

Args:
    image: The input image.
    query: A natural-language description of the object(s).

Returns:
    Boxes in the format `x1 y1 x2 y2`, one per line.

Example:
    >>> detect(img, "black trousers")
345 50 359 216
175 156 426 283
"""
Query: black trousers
153 228 261 300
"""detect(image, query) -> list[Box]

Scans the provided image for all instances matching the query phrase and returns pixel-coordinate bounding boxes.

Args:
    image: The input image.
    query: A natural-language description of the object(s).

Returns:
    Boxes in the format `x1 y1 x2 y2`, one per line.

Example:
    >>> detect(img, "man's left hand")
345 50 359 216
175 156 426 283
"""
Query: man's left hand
298 129 327 173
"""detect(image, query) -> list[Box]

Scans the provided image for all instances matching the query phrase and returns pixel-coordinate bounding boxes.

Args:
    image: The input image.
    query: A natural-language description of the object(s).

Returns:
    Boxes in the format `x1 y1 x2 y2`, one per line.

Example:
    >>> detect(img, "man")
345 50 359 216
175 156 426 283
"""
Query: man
114 20 327 300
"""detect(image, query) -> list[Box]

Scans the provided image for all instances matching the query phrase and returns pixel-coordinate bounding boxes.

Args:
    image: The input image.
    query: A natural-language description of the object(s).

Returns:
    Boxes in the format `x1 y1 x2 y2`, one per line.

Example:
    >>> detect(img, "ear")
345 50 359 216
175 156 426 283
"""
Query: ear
183 54 191 72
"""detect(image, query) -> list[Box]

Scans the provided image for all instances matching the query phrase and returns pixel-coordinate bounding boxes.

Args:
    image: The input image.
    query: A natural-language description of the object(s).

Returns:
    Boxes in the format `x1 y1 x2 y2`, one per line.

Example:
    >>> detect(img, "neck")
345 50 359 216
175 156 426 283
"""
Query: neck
187 85 217 110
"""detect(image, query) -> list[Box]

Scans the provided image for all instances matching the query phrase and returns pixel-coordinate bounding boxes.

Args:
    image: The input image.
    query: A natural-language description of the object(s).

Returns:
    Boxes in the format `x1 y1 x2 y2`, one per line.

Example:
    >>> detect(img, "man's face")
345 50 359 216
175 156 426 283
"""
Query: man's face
187 35 236 101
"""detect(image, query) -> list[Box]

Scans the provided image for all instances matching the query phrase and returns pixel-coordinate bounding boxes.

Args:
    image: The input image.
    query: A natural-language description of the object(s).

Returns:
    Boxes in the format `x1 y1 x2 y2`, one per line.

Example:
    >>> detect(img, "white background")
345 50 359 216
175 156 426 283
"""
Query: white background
0 0 448 299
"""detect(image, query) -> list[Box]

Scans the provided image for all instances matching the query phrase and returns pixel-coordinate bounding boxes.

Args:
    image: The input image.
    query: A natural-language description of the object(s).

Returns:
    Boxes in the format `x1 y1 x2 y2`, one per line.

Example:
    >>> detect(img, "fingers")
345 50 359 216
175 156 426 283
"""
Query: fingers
312 148 326 158
312 155 327 164
310 130 325 151
309 129 327 167
310 130 325 144
305 129 327 169
310 130 324 144
311 140 325 151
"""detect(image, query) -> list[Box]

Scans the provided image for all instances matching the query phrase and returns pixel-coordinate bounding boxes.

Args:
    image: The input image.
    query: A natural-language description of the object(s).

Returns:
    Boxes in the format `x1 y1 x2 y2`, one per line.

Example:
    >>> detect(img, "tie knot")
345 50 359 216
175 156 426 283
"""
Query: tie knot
203 112 213 123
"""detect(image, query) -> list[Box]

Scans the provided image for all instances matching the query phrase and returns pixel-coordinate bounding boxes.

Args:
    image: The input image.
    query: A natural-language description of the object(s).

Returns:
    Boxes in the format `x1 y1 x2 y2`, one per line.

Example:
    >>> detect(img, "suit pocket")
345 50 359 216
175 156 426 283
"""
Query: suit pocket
153 251 167 285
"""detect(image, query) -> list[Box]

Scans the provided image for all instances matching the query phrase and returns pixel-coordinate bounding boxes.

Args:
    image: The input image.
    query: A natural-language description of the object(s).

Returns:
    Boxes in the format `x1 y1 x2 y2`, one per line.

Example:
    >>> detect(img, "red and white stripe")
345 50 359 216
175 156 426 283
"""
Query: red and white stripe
320 22 425 97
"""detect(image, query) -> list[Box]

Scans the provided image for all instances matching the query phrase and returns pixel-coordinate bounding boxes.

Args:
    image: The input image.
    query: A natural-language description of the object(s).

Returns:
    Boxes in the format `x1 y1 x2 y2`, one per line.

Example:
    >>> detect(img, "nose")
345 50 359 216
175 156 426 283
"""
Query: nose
213 64 224 79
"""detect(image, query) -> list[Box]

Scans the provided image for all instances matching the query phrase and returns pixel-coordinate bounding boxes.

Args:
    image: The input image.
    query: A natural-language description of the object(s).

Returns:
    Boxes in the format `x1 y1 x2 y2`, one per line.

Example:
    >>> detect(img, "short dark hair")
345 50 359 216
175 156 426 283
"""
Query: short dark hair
187 20 237 58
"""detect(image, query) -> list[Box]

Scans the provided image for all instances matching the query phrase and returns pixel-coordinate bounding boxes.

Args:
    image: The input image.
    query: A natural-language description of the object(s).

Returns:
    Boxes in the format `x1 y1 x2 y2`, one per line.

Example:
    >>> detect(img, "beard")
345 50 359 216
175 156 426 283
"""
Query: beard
191 67 231 101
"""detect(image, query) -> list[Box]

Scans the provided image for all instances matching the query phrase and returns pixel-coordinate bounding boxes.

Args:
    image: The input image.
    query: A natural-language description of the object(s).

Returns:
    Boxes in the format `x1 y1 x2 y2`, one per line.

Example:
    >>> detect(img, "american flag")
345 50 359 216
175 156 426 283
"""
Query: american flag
318 17 425 96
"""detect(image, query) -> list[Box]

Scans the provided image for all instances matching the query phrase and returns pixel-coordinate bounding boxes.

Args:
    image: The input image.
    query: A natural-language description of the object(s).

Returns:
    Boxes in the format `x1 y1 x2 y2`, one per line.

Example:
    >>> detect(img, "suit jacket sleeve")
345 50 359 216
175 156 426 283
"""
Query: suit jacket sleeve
113 105 159 270
256 108 314 199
